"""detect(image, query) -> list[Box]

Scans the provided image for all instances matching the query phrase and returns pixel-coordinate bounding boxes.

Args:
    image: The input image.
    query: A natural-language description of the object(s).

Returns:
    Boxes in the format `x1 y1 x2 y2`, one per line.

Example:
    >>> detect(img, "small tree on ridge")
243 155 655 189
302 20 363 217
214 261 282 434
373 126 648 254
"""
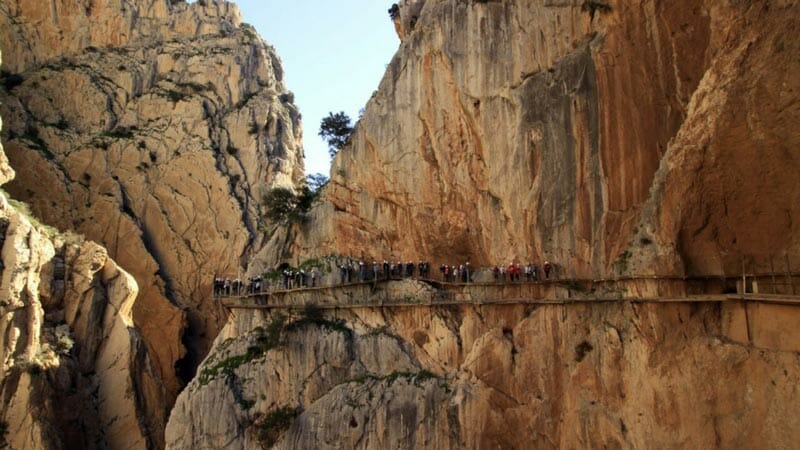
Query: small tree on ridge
318 111 353 159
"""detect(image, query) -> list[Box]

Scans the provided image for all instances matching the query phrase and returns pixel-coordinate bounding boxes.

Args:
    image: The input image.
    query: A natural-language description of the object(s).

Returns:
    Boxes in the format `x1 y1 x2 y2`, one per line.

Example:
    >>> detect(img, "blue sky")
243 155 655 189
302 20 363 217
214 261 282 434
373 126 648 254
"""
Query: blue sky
234 0 400 177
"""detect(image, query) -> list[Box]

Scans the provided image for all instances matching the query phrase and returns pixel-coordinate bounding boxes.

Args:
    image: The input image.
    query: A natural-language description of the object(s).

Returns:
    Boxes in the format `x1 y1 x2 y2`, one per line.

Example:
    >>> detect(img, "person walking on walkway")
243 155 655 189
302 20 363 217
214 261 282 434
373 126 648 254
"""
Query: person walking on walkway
544 261 552 279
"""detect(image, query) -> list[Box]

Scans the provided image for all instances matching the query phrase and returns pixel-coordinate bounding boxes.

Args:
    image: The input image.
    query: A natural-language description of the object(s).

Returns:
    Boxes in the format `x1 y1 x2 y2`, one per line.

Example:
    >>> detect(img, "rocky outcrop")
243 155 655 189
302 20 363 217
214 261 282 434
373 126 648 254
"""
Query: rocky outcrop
166 287 800 449
0 0 304 401
267 0 799 280
0 56 166 448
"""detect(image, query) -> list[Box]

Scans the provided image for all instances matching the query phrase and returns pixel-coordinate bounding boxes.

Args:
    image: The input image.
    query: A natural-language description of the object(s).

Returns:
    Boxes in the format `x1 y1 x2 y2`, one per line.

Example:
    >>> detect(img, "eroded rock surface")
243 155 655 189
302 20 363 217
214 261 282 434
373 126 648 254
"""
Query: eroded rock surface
266 0 799 280
0 0 304 401
0 62 165 448
167 292 800 449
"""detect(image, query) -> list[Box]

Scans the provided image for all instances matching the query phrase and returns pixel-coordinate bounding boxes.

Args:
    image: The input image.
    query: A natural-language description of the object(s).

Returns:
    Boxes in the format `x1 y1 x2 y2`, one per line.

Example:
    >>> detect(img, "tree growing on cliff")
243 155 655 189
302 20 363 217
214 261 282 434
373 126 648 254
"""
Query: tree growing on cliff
388 4 400 20
306 173 329 192
263 185 318 225
318 111 353 159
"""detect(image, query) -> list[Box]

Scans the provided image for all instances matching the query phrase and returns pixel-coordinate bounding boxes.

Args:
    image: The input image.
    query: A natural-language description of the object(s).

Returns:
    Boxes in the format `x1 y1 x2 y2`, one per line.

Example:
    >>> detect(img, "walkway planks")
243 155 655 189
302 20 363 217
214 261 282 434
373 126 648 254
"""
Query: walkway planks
218 277 800 311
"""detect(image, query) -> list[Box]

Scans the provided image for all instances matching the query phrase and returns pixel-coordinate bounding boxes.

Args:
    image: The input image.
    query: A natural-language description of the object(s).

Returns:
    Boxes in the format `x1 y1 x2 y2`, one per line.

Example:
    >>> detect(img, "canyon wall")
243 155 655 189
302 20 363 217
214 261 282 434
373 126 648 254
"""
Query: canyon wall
166 1 800 448
166 283 800 449
0 61 166 448
0 0 304 401
268 0 799 280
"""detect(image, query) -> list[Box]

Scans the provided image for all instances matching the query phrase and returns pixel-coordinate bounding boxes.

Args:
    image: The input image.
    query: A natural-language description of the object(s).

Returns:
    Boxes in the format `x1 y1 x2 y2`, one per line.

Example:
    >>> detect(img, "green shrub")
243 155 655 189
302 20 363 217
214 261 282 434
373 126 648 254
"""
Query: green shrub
262 186 317 225
319 111 353 159
197 315 286 385
256 406 299 447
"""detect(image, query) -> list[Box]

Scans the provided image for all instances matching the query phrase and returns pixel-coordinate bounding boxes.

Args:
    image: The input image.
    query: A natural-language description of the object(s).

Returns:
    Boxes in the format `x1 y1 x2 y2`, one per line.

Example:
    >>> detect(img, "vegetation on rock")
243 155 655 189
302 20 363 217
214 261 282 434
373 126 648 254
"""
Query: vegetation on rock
318 111 353 158
255 406 300 448
262 186 317 225
197 315 287 386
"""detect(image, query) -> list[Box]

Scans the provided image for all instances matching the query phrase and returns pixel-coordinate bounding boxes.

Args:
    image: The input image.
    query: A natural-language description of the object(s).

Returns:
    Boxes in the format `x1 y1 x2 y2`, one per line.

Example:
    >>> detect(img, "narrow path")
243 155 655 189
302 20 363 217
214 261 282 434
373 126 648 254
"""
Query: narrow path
219 276 800 310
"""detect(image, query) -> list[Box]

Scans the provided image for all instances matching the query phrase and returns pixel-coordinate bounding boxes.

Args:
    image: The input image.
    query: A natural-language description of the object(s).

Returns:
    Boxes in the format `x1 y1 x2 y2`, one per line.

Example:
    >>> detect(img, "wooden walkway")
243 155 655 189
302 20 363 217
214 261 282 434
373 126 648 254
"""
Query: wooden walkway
219 277 800 311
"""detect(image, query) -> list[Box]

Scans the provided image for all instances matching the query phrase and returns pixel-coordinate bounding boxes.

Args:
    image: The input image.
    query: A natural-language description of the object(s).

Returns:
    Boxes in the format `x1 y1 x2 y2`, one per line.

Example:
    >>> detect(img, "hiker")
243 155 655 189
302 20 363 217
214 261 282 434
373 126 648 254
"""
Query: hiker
544 261 552 279
465 262 471 283
493 265 499 282
383 260 390 279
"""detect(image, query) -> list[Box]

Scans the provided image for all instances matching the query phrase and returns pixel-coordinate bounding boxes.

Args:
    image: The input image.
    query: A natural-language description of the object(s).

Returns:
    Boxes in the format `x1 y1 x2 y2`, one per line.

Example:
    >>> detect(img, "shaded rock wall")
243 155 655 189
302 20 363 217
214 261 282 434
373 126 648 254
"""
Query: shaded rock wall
166 293 800 449
0 0 304 400
269 0 799 280
0 75 166 448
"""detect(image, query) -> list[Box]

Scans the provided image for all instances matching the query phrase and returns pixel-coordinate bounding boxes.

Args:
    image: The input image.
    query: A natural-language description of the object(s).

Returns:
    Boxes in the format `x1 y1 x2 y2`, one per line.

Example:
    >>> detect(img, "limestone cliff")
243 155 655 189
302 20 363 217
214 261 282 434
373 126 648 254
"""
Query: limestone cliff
167 2 800 448
268 0 799 279
0 0 304 401
0 61 166 449
166 282 800 449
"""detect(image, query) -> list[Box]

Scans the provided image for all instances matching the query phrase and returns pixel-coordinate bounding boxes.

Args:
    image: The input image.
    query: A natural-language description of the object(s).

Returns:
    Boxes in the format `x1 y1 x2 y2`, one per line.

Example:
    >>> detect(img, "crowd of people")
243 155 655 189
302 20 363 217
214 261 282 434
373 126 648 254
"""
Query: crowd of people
491 261 553 282
280 268 321 289
213 275 264 296
336 260 432 284
213 258 555 298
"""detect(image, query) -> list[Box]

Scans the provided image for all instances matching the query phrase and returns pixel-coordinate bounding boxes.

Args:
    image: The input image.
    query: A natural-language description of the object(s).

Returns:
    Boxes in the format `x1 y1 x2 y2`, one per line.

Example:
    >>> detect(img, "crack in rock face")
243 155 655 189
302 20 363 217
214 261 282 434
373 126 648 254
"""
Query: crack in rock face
0 0 305 414
168 300 800 449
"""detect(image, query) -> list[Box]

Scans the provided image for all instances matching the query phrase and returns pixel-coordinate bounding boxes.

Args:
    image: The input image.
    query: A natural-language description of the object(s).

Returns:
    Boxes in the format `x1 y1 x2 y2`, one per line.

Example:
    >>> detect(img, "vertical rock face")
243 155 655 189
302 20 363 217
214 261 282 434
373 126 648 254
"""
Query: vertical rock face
272 0 799 280
166 295 800 449
0 57 165 448
0 0 304 400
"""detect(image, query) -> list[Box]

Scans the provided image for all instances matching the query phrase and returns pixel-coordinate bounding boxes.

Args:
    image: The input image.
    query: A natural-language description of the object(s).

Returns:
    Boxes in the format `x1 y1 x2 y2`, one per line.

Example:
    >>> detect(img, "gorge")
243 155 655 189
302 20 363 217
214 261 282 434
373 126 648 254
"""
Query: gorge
1 0 799 449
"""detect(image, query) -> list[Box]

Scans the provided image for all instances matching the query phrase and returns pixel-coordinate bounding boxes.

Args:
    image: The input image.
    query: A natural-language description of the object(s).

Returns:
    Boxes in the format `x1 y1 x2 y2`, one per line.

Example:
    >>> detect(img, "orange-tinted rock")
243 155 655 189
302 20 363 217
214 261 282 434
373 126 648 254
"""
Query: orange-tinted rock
0 80 166 447
167 299 800 449
267 0 799 281
0 0 304 405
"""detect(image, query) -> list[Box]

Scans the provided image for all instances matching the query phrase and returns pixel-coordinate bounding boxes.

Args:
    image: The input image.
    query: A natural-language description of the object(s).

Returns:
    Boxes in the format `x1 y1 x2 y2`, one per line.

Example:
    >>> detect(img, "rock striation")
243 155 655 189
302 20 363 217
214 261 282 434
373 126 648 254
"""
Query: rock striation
167 1 800 448
166 284 800 449
0 53 166 448
266 0 800 280
0 0 304 401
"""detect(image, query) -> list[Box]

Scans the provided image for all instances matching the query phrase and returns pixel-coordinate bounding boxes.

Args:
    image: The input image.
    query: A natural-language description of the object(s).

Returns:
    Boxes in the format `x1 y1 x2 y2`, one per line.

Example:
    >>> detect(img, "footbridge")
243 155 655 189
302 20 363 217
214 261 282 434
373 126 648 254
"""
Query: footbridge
220 273 800 311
